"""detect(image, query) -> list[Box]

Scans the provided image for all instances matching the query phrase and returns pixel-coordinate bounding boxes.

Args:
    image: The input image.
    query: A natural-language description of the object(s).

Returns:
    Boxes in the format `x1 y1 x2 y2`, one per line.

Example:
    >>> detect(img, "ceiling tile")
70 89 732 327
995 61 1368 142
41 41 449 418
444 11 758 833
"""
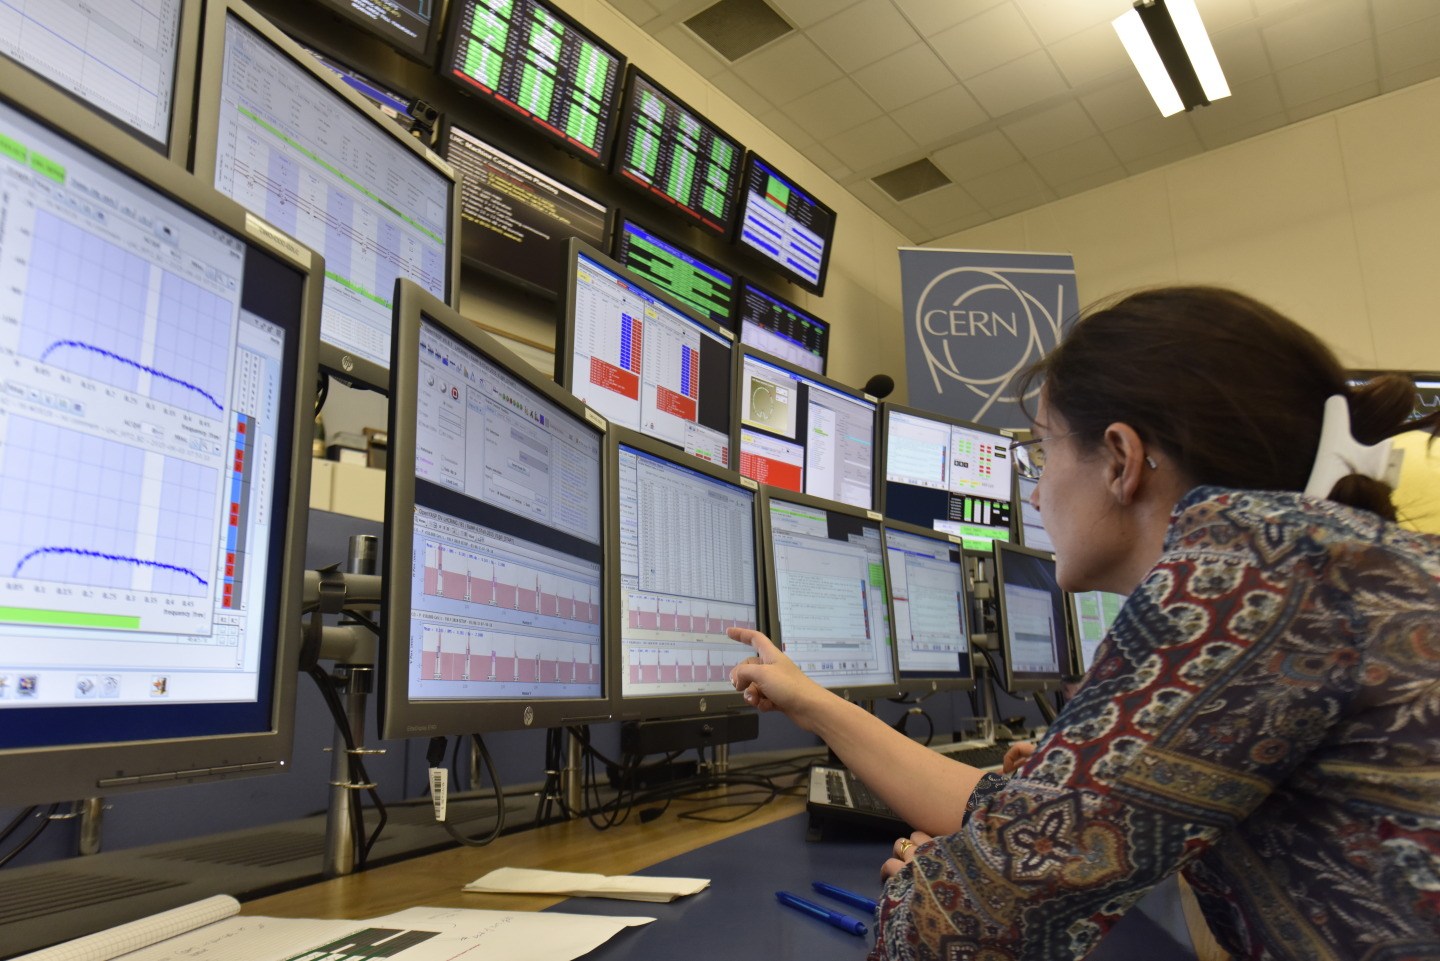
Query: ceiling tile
932 130 1024 180
783 77 883 141
1000 101 1099 155
1194 113 1290 149
1261 0 1374 71
1287 81 1380 123
1375 0 1440 32
1380 58 1440 92
982 191 1050 220
893 0 1007 36
1210 24 1273 87
1188 75 1285 136
1012 0 1118 46
755 107 816 150
1123 140 1206 175
611 0 661 28
708 69 774 114
964 50 1069 116
655 24 729 78
1029 135 1122 187
806 2 920 72
801 142 845 175
1193 0 1261 33
764 0 862 29
852 42 957 111
1047 21 1129 88
731 33 843 104
889 85 990 144
901 184 984 228
1052 166 1129 199
1275 40 1377 109
1104 111 1203 164
1378 15 1440 76
824 115 921 173
1079 79 1159 130
930 3 1041 80
846 179 928 238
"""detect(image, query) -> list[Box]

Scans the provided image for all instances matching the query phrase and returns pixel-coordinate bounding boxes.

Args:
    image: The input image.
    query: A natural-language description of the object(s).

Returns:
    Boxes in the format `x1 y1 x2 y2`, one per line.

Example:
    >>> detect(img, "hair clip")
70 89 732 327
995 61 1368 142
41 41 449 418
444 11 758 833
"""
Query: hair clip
1304 395 1395 498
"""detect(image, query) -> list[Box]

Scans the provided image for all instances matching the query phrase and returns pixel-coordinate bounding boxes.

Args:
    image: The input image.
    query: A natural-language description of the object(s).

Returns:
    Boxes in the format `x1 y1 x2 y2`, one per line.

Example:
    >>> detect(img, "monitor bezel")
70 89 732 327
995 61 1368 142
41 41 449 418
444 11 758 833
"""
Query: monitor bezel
735 345 878 511
880 518 976 695
1013 470 1054 554
381 279 614 740
735 279 830 377
307 0 452 65
440 116 613 300
990 541 1067 695
555 237 740 470
756 486 903 701
0 57 319 805
606 425 763 722
877 400 1017 545
731 150 836 296
191 0 462 392
439 0 627 170
610 211 738 328
610 65 745 237
0 0 200 166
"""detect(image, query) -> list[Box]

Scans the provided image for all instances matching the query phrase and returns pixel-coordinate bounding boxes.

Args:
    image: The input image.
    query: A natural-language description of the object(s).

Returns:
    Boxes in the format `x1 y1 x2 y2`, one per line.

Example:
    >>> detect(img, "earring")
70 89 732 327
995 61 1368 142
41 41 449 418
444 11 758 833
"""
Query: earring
1145 456 1157 470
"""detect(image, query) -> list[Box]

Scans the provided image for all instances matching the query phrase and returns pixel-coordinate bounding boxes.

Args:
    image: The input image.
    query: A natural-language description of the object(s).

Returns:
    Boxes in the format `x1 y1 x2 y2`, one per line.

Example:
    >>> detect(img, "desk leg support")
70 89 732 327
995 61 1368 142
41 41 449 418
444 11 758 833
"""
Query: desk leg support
564 732 583 818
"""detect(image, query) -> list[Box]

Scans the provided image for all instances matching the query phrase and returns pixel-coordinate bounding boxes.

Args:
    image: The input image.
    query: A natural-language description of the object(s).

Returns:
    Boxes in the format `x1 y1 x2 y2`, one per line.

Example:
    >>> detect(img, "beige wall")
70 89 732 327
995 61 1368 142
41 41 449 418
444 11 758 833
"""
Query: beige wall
927 77 1440 374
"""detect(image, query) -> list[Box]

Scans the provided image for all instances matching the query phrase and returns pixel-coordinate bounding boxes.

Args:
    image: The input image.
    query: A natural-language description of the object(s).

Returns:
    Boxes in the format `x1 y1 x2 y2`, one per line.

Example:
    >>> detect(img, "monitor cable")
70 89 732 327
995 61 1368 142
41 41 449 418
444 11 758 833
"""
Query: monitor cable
0 803 59 869
426 734 505 847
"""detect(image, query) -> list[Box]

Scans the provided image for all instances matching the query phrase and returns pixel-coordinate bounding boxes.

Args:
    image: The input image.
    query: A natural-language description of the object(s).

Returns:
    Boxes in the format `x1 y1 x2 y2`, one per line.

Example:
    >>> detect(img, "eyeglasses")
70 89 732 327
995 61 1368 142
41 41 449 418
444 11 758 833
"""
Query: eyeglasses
1011 436 1048 481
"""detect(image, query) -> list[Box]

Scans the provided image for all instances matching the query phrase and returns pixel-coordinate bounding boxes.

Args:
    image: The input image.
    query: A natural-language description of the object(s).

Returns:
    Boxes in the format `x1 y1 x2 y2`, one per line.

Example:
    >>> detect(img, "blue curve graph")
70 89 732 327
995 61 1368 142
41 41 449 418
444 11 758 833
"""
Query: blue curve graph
40 340 224 412
12 547 208 587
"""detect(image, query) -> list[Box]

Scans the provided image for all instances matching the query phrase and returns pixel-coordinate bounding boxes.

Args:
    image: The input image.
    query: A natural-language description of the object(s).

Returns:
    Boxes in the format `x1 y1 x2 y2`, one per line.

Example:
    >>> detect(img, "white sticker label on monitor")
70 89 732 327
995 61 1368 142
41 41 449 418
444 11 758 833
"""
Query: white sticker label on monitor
584 408 608 431
244 213 311 268
740 477 758 490
866 510 882 521
429 767 448 822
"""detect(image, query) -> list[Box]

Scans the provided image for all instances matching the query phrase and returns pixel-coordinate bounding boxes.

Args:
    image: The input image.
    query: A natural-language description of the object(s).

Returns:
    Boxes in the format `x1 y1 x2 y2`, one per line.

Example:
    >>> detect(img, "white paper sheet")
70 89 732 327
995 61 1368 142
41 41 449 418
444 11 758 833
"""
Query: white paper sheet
13 896 243 961
463 866 709 902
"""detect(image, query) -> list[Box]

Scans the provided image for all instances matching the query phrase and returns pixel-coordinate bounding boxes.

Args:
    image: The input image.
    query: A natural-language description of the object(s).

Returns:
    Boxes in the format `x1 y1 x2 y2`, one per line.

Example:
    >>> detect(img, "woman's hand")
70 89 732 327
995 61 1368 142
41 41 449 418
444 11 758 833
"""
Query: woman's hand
727 628 828 729
1002 741 1036 774
881 831 933 880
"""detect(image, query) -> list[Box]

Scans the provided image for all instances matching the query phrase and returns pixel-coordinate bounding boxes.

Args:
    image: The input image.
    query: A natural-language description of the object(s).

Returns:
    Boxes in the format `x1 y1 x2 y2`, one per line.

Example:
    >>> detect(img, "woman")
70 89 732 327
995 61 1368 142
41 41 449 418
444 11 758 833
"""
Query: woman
729 287 1440 960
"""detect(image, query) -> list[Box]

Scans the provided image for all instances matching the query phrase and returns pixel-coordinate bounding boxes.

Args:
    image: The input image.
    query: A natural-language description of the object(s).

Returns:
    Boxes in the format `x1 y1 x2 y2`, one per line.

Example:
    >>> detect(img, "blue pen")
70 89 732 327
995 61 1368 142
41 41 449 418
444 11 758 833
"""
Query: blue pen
775 890 868 936
812 881 879 915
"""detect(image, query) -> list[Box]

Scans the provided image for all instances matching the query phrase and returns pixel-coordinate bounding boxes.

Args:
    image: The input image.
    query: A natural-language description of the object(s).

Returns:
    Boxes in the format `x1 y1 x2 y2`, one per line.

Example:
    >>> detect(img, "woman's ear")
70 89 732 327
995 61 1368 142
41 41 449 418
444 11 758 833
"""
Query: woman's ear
1101 422 1149 505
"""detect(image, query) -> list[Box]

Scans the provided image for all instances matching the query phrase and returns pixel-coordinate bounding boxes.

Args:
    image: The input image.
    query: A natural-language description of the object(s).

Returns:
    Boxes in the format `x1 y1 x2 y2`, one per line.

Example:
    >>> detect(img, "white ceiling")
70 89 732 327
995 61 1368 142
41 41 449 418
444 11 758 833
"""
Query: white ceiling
609 0 1440 242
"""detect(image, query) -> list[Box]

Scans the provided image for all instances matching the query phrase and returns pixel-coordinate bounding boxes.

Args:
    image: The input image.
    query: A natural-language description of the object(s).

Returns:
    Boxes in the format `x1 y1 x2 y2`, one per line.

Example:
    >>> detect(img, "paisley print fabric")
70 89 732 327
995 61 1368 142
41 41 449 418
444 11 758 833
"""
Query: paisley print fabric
871 487 1440 961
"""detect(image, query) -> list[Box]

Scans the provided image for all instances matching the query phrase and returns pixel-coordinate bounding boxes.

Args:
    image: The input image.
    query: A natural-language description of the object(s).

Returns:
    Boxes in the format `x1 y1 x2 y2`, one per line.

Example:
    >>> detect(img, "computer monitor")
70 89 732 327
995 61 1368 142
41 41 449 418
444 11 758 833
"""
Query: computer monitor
442 0 625 168
883 521 974 694
737 349 877 510
612 216 736 328
733 152 836 296
0 57 319 806
303 45 421 132
881 403 1016 552
558 239 736 467
194 0 459 390
311 0 449 64
444 120 611 297
1067 590 1126 675
610 428 761 720
1015 474 1053 553
760 490 900 699
612 67 743 237
736 281 828 376
0 0 199 164
381 280 610 739
992 543 1068 695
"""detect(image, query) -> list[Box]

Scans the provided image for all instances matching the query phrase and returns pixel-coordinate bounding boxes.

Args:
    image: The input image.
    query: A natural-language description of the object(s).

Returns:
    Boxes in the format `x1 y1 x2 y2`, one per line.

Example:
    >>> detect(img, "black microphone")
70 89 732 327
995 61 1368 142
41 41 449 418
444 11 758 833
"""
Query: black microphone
862 373 895 399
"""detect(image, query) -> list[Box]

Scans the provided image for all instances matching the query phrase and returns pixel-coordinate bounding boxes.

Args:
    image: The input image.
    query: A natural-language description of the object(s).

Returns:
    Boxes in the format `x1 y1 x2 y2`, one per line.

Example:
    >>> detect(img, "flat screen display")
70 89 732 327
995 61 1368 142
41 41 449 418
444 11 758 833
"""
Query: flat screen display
993 543 1067 693
204 9 453 387
1016 474 1052 553
766 497 895 693
562 243 733 466
400 316 605 714
311 0 447 63
1069 590 1125 674
613 217 734 327
445 122 609 295
734 153 835 294
617 443 758 702
737 282 827 375
443 0 624 166
613 69 742 236
738 351 875 509
885 527 971 684
0 0 190 158
883 407 1014 551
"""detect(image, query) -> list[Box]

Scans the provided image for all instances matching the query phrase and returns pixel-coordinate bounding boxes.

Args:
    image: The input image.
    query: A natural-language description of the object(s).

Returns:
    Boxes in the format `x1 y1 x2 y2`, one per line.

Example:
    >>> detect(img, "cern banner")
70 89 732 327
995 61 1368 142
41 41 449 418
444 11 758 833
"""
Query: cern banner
899 247 1078 428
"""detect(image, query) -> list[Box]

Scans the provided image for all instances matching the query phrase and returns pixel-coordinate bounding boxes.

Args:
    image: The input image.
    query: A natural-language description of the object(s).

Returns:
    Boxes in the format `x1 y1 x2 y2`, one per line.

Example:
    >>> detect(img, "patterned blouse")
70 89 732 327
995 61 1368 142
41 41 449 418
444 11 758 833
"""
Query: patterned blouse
872 486 1440 961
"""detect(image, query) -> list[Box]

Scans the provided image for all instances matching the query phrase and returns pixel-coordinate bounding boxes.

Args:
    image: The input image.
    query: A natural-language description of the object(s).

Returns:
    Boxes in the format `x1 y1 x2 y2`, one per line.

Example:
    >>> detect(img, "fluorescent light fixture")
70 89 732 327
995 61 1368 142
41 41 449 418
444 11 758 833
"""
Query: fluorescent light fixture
1113 0 1229 117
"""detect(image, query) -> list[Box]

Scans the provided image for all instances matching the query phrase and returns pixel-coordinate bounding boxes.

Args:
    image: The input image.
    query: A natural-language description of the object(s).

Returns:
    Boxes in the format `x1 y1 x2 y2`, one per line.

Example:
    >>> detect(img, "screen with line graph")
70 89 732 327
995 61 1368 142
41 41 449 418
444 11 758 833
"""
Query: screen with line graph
0 58 313 803
0 0 194 160
198 5 454 388
733 153 835 295
382 282 610 738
